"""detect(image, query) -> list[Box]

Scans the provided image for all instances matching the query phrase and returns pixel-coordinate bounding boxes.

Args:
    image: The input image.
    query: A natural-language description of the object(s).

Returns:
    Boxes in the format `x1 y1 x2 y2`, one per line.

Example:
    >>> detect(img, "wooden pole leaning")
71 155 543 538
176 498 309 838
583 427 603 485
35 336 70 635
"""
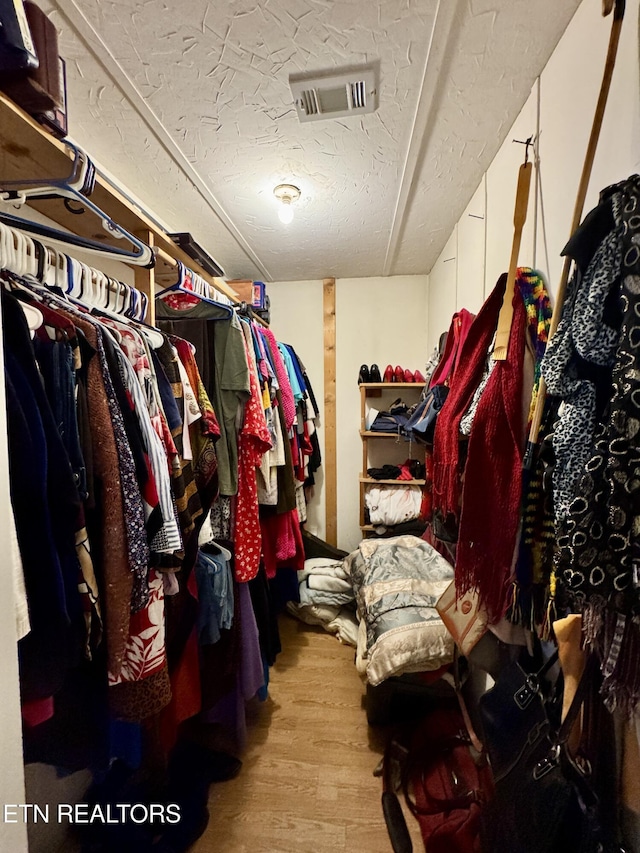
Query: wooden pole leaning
526 0 626 451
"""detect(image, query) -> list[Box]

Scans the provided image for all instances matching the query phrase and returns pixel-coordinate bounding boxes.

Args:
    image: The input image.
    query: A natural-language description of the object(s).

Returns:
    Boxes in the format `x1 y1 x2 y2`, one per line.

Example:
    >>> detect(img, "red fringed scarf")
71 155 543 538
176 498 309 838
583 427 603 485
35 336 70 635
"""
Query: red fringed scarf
432 275 508 519
456 287 526 620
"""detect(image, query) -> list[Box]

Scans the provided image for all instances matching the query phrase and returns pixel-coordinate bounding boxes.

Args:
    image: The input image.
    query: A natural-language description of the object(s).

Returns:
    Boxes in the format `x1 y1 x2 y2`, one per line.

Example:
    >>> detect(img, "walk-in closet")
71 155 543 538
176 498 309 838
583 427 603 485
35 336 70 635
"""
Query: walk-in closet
0 0 639 851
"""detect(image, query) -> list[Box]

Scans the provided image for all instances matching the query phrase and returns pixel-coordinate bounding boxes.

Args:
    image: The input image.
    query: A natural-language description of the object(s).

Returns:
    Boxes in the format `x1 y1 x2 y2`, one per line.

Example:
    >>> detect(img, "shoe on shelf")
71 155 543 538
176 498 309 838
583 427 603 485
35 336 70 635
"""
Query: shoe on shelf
414 369 426 383
403 368 414 382
358 364 370 384
383 364 394 383
369 364 382 383
394 365 404 383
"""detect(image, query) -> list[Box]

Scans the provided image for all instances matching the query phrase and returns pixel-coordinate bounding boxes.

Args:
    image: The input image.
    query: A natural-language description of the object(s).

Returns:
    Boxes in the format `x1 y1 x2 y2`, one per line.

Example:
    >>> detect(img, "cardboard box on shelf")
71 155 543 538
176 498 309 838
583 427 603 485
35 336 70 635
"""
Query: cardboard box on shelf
228 280 266 309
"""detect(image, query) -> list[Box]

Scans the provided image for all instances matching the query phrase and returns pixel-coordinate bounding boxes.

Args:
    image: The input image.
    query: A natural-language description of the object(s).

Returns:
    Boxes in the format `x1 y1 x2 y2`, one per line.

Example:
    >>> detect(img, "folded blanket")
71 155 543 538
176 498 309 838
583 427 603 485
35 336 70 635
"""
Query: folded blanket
286 601 359 648
297 557 354 608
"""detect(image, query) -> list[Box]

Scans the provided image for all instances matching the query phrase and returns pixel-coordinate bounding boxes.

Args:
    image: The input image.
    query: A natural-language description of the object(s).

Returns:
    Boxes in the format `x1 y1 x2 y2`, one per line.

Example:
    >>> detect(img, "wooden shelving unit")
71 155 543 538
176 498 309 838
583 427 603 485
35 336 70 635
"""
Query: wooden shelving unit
0 92 239 325
359 477 426 485
359 381 425 534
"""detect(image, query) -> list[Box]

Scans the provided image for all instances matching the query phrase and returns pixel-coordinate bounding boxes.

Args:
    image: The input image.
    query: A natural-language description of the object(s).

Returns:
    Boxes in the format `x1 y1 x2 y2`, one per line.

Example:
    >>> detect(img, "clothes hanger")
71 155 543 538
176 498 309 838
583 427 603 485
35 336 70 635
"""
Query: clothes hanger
0 184 153 328
492 139 533 362
201 540 233 561
156 260 233 318
0 143 155 268
0 227 44 332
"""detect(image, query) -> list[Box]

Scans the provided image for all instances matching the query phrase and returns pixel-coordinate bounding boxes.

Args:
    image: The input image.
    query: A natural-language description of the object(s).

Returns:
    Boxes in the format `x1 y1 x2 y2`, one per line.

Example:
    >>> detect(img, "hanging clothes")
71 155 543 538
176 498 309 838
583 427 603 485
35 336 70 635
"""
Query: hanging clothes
1 250 318 781
156 300 250 497
233 322 272 582
431 269 551 623
552 175 640 714
2 289 80 701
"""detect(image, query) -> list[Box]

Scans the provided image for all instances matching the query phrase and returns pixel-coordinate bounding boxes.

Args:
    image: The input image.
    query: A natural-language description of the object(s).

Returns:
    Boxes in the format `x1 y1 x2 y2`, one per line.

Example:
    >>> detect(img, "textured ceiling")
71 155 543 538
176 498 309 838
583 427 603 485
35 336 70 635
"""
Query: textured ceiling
38 0 581 281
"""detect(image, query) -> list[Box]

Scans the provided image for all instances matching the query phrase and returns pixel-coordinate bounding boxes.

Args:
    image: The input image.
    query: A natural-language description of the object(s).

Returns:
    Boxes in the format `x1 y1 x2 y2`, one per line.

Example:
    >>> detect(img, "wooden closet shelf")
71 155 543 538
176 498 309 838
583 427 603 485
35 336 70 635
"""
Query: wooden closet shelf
154 248 231 293
359 477 426 485
360 430 409 438
360 382 423 389
0 93 239 304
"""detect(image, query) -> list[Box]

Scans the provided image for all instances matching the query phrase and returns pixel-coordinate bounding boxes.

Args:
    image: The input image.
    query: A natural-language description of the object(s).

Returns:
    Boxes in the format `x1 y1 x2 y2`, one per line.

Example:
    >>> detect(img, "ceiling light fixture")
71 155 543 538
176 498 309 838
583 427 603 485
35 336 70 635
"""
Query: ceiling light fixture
273 183 301 225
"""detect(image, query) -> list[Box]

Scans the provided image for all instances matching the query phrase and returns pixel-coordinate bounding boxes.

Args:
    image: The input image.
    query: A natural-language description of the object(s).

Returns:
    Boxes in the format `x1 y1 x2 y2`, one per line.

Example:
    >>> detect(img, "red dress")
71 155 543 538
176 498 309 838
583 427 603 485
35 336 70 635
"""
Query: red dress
233 333 272 582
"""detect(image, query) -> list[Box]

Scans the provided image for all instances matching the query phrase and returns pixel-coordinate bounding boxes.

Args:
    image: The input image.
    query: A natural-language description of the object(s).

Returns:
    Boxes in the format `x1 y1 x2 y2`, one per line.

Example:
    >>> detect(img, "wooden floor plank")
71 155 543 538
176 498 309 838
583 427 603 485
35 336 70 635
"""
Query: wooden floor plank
191 615 424 852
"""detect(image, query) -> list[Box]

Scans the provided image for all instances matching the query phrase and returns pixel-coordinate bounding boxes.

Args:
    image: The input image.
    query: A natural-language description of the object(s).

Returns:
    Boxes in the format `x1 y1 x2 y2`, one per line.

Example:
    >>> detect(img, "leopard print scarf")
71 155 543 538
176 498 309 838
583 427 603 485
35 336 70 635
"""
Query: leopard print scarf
555 174 640 714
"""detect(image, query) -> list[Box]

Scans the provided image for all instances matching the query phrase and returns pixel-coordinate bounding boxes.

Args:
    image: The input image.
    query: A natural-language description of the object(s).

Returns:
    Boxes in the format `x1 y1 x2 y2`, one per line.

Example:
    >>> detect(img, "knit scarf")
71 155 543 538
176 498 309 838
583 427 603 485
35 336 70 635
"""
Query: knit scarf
508 269 554 632
432 275 508 520
555 174 640 715
455 287 526 620
517 268 552 429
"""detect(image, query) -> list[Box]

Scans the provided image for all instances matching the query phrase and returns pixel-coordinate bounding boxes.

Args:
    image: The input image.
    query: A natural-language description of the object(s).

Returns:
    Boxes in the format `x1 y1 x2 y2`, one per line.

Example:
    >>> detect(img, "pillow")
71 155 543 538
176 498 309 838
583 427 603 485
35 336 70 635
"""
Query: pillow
348 535 454 685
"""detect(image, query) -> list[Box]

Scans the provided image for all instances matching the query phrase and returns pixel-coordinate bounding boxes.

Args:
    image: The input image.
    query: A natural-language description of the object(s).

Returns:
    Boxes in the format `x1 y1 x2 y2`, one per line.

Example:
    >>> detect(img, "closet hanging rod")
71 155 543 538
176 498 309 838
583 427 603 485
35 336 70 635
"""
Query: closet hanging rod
155 247 239 303
235 301 269 328
0 143 155 268
155 257 234 319
0 219 149 322
0 208 157 268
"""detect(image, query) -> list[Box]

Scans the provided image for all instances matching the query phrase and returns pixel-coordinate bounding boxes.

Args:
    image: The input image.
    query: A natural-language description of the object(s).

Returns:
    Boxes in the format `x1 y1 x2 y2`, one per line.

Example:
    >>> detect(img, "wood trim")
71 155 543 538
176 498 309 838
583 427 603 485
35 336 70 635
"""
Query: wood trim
134 231 156 325
0 93 238 302
323 277 337 546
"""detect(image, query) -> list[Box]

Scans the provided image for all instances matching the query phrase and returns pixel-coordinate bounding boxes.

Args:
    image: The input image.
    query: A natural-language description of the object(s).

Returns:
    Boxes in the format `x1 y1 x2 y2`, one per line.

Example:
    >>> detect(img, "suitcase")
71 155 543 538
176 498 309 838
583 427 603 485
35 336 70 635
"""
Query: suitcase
0 1 62 111
0 0 38 72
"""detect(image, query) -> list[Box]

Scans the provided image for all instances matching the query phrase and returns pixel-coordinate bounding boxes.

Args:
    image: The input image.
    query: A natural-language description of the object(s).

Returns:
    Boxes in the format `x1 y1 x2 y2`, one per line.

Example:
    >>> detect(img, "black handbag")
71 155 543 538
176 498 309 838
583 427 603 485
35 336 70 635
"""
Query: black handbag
479 652 623 853
404 385 449 444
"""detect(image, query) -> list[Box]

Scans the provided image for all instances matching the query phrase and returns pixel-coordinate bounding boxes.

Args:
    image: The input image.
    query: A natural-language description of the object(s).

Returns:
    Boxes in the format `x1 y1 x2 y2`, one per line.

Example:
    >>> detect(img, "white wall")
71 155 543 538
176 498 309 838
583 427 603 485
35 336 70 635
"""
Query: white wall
428 230 458 349
336 275 429 552
268 280 326 540
428 0 640 347
271 275 429 553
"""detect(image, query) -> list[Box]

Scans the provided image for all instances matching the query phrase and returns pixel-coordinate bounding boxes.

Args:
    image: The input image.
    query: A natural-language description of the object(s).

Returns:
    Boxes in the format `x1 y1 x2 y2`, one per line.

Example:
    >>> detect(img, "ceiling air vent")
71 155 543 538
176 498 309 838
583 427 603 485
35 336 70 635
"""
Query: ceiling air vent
289 66 378 123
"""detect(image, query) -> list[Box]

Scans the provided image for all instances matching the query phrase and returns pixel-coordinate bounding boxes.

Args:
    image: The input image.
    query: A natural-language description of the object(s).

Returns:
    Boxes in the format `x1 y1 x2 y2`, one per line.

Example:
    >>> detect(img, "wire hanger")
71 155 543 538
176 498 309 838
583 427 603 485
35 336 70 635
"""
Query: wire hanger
155 260 233 318
0 143 155 268
492 138 533 361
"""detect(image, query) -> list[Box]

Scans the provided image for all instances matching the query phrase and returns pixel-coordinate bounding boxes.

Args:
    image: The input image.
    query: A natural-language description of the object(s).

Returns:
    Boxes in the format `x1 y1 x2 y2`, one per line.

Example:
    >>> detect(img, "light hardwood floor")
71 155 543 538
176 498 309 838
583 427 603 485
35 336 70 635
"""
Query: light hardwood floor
191 614 423 853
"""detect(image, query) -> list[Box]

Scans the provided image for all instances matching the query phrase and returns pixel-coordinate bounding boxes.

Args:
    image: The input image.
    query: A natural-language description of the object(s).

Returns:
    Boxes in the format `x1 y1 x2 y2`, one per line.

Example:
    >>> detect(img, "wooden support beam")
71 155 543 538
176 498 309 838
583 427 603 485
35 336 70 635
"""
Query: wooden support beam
134 231 156 326
323 277 337 546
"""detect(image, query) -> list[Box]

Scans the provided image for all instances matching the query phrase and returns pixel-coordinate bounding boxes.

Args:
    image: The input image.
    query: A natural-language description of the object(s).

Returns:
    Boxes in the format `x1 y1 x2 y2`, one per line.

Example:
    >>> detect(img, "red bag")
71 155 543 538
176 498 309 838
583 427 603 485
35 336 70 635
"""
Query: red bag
383 705 492 853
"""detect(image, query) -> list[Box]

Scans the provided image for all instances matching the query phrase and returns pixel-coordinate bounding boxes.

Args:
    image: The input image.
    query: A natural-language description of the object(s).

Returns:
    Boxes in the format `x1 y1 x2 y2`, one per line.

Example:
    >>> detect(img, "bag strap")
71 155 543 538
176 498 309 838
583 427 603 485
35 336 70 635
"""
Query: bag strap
532 653 598 784
556 652 598 747
381 739 414 853
402 734 483 817
453 647 484 754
